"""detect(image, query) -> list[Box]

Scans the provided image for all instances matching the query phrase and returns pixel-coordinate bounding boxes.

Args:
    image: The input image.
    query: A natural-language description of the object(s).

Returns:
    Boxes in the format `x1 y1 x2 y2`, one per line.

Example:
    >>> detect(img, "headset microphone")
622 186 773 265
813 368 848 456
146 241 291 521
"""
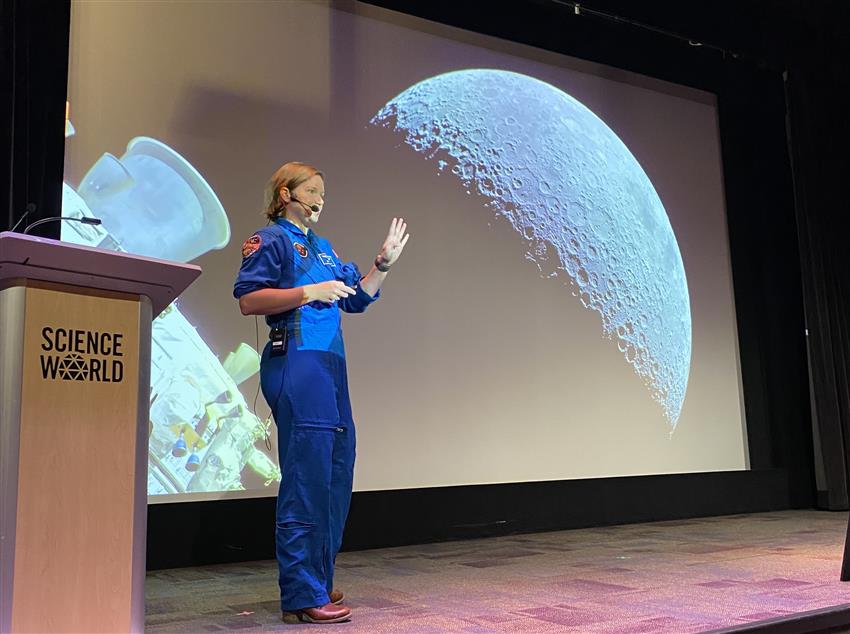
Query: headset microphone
291 197 320 215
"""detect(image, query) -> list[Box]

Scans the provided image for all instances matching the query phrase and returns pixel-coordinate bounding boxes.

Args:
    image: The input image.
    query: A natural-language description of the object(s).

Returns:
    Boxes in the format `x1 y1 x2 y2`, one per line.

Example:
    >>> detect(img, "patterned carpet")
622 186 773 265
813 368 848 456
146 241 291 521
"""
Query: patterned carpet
146 510 850 633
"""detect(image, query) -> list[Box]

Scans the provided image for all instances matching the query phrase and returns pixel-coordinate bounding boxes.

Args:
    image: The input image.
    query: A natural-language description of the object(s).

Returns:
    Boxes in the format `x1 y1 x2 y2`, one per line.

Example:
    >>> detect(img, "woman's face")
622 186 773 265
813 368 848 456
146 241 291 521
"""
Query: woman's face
283 175 325 227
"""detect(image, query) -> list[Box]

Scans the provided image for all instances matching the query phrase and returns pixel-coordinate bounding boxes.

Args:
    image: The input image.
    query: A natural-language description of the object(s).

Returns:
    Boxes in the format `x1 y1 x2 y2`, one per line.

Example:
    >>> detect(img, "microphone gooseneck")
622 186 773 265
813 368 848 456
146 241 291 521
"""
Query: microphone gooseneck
22 216 103 235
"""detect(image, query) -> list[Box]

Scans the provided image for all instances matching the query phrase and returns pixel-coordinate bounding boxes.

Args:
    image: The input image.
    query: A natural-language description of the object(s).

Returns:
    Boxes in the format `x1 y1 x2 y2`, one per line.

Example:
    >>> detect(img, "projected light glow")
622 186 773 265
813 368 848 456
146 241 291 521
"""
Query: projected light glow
371 69 692 428
64 0 748 497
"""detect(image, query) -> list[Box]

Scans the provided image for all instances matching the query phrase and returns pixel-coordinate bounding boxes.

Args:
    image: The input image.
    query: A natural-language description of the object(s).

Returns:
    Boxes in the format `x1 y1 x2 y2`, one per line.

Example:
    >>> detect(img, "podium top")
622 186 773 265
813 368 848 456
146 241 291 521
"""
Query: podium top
0 232 202 317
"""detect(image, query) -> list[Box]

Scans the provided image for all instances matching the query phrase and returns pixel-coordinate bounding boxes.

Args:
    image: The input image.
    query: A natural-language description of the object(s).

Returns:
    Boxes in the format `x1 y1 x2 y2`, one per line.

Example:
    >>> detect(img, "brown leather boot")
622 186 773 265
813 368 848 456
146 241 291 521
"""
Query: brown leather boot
281 602 351 624
329 589 344 605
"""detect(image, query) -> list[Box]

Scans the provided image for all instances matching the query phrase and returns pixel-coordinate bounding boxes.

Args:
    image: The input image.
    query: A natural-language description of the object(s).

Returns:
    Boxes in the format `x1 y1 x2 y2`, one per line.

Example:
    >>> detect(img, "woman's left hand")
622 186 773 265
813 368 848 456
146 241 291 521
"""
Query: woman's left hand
377 217 410 270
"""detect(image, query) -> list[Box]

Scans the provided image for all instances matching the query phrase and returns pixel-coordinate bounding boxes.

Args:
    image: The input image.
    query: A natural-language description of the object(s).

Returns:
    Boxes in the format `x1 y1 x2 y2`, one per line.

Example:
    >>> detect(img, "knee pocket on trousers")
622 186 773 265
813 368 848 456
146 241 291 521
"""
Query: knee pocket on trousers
280 422 339 520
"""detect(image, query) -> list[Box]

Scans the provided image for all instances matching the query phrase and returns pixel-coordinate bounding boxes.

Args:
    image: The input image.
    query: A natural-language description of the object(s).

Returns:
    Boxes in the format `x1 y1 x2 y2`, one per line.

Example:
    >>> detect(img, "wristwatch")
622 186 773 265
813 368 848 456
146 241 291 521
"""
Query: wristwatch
374 255 391 272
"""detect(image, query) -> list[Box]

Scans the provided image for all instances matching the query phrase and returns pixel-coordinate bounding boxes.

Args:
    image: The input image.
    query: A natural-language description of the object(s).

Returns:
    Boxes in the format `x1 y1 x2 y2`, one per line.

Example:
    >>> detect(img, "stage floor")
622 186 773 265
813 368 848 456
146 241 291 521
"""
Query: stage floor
145 510 850 633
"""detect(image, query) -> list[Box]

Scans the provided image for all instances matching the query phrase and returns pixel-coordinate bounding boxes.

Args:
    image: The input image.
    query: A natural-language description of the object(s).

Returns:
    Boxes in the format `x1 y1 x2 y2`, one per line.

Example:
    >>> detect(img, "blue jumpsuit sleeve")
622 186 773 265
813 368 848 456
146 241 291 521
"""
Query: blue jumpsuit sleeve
233 228 293 298
328 241 379 313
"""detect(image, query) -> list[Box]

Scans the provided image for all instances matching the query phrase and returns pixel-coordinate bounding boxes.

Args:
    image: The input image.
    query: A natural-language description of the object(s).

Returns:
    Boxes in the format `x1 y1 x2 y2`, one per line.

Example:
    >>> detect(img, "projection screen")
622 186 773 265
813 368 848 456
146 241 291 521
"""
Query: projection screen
61 0 748 503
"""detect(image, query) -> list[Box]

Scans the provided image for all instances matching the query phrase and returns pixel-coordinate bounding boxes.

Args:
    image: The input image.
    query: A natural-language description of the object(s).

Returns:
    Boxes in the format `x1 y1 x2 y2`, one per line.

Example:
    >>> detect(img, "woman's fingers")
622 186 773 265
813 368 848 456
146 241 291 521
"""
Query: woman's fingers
394 220 406 241
335 283 356 298
315 281 356 303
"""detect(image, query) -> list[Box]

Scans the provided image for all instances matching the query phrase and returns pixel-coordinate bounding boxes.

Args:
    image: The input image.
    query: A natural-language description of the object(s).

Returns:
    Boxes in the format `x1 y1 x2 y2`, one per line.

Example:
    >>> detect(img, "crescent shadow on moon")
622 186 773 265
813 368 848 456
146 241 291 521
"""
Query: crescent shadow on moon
370 69 691 431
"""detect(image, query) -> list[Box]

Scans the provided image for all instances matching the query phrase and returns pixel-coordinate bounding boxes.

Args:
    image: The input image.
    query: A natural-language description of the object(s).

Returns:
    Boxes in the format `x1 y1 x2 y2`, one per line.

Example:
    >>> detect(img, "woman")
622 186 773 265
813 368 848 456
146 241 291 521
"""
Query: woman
234 162 409 624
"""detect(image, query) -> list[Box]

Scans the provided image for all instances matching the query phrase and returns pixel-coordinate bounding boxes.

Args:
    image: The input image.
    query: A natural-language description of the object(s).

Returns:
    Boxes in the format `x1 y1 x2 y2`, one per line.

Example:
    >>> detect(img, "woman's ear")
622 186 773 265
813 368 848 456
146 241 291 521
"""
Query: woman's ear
278 186 290 204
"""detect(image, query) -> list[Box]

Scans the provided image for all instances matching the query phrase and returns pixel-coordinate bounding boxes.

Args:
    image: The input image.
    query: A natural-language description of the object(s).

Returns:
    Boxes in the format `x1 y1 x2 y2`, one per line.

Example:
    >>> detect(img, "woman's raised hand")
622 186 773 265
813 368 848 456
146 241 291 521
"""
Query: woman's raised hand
376 217 410 270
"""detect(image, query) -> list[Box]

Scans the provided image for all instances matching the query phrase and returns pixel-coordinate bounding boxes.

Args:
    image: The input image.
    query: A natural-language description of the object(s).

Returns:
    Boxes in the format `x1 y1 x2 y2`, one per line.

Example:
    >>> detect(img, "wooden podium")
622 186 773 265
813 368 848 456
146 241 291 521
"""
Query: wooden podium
0 232 201 633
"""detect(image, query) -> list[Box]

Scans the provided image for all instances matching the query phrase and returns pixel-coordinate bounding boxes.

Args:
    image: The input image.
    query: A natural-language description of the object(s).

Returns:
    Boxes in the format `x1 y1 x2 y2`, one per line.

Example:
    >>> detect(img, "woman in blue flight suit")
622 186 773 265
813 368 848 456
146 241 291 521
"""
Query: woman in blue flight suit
234 162 409 624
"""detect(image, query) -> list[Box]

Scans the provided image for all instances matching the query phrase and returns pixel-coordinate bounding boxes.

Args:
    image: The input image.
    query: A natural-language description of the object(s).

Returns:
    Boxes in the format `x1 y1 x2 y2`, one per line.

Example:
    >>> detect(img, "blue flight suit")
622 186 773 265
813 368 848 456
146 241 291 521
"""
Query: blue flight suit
233 218 378 611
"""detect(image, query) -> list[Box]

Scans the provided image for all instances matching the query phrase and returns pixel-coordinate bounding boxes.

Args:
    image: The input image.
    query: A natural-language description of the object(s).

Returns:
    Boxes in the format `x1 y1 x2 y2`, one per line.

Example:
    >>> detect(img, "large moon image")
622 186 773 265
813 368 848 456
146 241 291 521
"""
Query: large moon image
370 69 691 430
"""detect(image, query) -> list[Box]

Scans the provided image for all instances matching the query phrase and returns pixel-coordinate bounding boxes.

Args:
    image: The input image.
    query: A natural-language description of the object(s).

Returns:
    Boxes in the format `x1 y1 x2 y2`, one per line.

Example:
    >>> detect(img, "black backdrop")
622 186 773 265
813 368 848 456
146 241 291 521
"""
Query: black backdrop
1 0 69 238
3 0 849 571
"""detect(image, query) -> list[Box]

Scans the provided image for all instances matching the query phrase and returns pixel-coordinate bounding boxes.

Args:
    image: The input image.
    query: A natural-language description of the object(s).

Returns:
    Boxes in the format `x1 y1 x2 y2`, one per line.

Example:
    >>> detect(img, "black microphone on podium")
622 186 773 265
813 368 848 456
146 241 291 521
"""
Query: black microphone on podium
22 216 103 235
9 203 37 233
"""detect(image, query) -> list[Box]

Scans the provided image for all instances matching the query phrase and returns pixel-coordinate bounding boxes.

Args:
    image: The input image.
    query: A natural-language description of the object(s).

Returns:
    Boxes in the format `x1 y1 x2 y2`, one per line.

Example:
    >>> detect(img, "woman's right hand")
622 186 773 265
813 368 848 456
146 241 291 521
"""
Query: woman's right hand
304 281 356 304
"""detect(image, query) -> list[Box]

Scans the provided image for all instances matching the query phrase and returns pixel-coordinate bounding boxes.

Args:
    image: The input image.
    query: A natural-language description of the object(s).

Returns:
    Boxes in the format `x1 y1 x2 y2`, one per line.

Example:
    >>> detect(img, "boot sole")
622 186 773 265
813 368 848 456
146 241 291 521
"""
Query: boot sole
281 611 351 624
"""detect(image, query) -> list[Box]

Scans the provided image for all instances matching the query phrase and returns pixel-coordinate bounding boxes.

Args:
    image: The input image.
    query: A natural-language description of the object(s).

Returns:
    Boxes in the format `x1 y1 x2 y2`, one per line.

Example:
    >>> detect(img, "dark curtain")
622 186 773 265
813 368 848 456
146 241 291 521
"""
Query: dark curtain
778 2 850 579
784 3 850 514
717 64 812 493
1 0 70 237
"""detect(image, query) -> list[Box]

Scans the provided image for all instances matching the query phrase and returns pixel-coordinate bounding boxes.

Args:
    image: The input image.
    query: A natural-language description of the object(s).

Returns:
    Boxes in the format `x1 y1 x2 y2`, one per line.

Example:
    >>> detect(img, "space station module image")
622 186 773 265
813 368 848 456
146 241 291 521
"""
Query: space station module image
61 127 280 496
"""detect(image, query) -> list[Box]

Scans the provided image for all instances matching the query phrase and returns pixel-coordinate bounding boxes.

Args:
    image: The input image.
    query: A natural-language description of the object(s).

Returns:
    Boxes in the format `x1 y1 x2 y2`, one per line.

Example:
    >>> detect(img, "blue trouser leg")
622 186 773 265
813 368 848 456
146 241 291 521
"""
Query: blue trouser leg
260 345 356 612
326 355 355 595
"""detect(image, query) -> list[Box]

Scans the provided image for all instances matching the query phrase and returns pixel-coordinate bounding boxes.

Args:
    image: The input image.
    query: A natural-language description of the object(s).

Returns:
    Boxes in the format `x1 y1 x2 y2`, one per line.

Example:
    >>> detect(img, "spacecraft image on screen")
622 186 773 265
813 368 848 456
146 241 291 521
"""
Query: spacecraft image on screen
61 128 281 497
371 70 691 429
